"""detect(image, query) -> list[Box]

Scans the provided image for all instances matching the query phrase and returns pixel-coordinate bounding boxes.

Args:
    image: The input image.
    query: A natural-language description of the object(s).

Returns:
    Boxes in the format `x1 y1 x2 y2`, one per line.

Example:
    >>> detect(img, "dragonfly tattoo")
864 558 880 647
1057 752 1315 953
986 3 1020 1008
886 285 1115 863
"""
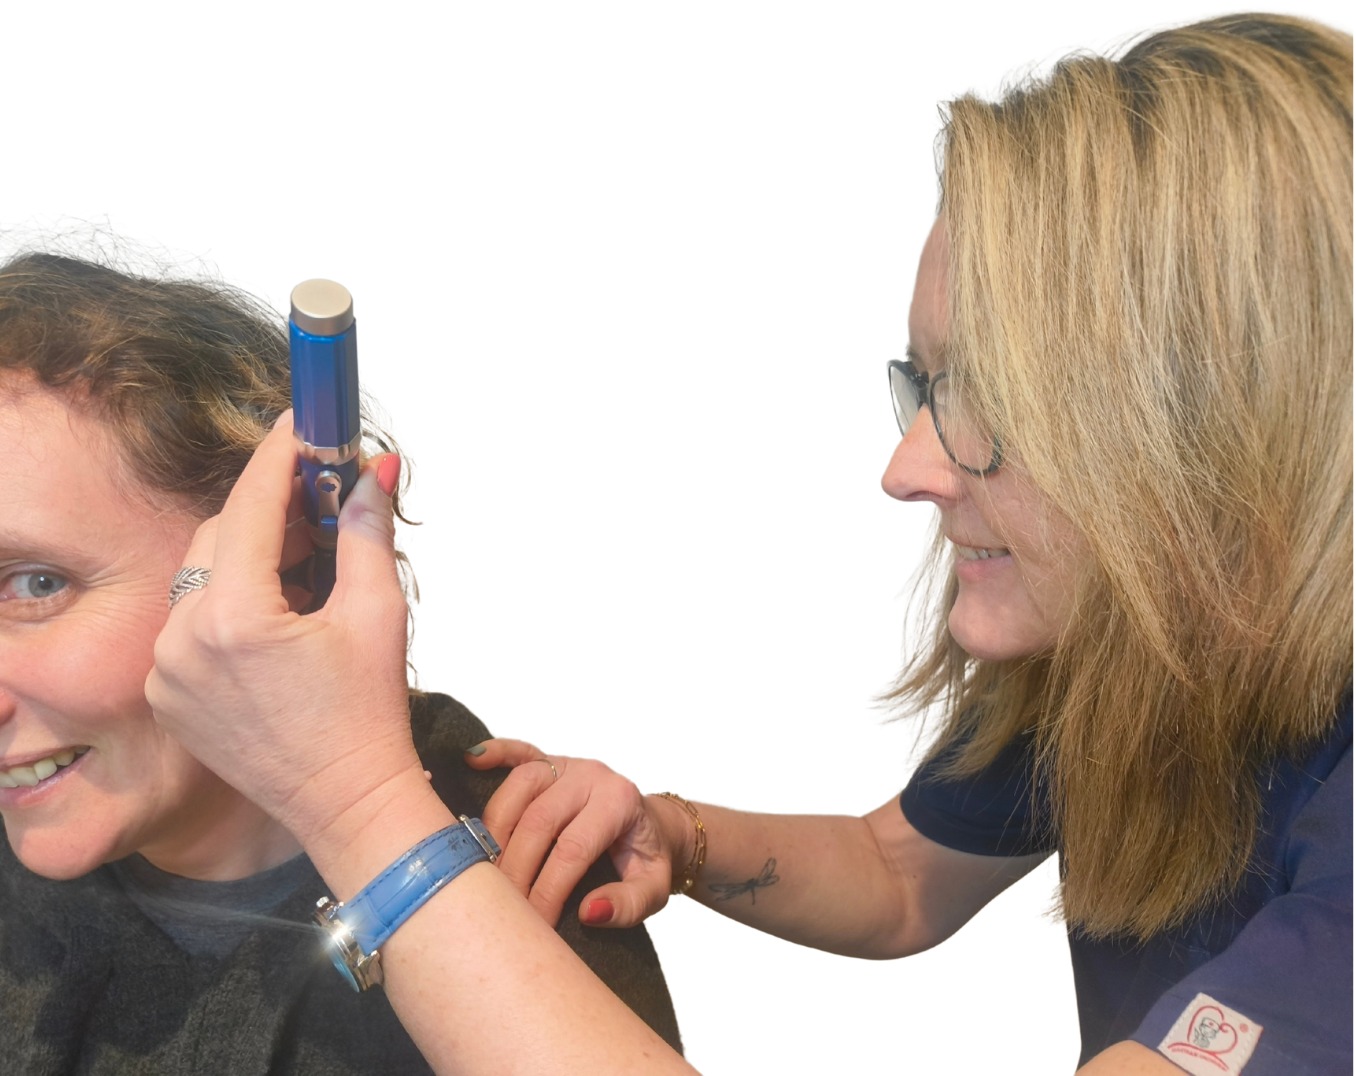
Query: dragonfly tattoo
708 858 780 904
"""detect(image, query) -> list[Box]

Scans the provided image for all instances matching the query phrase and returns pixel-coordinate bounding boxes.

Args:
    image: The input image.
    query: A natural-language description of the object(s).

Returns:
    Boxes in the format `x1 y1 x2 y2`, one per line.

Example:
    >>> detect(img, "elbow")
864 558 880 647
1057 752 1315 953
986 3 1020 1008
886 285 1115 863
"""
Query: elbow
843 906 966 961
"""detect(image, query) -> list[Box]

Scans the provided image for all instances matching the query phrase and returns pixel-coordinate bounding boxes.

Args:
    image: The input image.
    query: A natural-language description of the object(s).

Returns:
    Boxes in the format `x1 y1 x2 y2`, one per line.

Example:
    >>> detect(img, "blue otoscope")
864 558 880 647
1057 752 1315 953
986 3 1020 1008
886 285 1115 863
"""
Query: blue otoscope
289 279 361 609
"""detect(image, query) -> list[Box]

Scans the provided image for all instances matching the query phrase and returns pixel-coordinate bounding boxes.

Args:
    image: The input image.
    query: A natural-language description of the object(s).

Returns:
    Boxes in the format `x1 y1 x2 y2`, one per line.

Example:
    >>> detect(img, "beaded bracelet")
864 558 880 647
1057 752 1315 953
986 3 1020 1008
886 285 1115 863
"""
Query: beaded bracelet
655 792 707 896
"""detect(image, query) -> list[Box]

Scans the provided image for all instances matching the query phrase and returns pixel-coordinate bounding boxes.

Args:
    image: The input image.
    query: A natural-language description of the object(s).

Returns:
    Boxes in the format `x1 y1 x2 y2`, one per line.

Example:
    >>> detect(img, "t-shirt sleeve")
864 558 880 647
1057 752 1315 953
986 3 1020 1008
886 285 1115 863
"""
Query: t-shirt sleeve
1129 746 1352 1075
898 729 1053 858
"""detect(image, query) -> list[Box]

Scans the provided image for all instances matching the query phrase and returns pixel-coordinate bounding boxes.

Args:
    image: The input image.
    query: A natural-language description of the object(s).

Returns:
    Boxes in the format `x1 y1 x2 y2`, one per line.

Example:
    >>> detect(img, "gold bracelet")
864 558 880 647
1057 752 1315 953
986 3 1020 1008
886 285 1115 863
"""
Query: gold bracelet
655 792 706 896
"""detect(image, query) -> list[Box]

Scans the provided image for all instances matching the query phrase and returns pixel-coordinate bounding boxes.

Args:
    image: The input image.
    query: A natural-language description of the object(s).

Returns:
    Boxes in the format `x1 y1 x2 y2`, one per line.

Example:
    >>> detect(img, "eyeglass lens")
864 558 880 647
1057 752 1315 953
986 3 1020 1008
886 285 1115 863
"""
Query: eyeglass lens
888 362 999 475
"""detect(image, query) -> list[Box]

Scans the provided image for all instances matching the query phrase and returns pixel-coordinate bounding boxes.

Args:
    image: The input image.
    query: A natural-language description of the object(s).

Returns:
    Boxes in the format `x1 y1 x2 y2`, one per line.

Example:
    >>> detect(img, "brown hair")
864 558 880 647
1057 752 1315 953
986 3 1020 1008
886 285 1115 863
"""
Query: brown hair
895 14 1352 940
0 251 404 519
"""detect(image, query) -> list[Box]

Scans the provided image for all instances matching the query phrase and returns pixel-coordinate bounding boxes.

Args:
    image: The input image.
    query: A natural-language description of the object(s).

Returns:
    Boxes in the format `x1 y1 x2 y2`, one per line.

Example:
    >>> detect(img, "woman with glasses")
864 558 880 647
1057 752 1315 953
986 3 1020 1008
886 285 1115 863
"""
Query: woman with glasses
149 12 1351 1074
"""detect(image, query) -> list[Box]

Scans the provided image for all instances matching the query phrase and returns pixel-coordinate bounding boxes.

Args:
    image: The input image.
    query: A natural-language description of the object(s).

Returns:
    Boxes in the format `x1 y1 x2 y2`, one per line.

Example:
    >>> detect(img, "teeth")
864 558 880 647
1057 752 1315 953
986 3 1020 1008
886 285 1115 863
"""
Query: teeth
955 545 1010 561
0 767 35 788
0 747 88 789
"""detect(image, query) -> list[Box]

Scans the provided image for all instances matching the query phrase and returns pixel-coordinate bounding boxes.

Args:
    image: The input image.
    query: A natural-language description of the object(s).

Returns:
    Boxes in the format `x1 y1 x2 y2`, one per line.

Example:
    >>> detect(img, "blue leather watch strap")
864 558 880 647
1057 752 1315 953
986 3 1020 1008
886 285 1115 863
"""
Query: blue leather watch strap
342 816 499 955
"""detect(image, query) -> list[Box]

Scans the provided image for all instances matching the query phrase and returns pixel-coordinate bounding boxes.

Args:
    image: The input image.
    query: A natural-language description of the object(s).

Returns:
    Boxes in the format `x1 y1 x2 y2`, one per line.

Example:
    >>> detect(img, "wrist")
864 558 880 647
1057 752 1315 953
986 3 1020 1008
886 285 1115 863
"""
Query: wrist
314 815 500 991
301 764 456 901
649 792 706 896
272 709 427 856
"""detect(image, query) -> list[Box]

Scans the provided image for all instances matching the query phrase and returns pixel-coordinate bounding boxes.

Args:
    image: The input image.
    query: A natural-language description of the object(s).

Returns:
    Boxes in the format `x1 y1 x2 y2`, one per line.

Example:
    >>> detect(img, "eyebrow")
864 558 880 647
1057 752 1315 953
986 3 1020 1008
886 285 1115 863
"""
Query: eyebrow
905 342 952 375
0 530 106 573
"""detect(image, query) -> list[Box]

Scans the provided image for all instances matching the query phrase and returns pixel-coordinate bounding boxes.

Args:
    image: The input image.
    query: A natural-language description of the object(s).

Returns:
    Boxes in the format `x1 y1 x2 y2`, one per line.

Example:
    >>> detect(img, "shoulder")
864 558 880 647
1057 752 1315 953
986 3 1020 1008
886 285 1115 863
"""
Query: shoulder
1122 695 1353 1073
409 690 493 750
408 691 502 820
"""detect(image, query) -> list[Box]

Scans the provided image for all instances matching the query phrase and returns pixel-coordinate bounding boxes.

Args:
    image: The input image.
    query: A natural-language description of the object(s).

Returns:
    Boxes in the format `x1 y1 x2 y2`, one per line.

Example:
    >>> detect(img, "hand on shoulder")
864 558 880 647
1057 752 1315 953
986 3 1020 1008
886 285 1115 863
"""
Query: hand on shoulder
466 738 683 928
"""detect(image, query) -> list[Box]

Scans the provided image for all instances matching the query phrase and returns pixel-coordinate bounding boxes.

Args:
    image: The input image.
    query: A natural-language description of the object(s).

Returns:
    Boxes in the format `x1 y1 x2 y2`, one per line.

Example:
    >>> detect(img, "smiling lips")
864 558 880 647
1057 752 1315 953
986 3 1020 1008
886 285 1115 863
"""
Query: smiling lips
0 747 89 789
954 543 1010 560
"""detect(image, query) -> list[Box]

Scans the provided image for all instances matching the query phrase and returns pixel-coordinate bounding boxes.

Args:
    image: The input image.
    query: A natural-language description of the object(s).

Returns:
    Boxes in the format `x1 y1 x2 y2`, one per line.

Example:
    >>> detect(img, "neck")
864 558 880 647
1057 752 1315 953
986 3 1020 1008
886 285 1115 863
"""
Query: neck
136 772 305 881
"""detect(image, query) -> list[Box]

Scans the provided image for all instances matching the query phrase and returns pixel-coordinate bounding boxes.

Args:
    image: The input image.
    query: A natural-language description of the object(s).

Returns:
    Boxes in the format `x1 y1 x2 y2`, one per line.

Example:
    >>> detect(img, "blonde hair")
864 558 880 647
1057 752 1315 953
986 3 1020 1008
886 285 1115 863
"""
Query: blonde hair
896 14 1352 940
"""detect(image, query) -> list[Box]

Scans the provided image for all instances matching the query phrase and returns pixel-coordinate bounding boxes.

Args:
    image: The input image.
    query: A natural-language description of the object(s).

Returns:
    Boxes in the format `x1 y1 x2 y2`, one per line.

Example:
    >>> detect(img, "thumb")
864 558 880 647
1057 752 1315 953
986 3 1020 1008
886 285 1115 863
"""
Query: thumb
578 874 671 930
331 453 404 616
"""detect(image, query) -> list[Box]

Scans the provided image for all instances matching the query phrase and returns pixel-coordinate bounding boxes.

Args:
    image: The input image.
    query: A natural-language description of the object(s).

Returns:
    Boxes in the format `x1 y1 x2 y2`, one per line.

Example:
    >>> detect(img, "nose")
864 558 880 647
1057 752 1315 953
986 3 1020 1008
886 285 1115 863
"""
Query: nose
881 409 963 504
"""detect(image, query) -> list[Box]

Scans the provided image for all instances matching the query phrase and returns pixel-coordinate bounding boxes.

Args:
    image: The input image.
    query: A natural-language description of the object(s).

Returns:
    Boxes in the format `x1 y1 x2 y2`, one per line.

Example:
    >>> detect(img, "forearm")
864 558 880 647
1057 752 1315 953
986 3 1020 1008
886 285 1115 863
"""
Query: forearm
651 795 1047 959
303 772 695 1076
652 798 926 958
472 743 1045 960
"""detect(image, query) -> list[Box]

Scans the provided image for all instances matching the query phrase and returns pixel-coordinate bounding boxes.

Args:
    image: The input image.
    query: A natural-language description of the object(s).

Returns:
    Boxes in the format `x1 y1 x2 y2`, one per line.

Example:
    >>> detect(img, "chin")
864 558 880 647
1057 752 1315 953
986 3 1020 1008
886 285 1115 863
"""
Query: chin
947 603 1049 663
3 820 115 881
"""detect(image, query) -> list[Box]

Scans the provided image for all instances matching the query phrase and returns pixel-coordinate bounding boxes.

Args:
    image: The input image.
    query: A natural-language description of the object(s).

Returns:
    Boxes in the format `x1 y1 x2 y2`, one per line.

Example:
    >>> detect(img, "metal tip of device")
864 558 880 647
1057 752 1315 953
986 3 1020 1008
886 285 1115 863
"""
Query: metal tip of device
290 279 355 336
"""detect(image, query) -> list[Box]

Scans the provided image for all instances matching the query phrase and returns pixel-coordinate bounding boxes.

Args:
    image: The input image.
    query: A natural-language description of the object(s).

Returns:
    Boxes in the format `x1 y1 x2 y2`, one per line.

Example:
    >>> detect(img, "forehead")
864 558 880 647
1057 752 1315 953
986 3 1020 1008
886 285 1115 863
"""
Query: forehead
907 220 949 369
0 373 194 569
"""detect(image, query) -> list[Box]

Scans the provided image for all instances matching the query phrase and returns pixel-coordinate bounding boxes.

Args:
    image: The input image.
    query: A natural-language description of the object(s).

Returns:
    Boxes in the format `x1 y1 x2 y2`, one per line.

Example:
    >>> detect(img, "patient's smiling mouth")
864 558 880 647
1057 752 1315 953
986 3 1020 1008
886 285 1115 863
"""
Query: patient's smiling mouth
0 746 90 788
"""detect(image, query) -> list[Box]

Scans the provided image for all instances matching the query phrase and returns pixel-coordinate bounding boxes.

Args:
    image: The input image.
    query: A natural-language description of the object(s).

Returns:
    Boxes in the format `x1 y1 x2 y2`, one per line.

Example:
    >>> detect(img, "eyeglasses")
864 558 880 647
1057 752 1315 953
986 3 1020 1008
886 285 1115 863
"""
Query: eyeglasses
887 359 1003 476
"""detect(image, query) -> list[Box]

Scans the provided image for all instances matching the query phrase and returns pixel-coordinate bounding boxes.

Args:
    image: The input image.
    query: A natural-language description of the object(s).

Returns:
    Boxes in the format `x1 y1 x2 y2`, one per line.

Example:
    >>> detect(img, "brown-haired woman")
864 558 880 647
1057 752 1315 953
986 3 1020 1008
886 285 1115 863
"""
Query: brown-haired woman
146 12 1351 1075
0 253 681 1073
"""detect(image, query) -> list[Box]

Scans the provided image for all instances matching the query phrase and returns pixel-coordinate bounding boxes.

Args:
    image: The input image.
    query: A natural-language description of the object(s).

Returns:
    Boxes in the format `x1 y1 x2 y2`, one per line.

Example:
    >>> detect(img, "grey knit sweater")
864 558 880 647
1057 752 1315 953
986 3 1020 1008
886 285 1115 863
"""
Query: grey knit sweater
0 693 681 1073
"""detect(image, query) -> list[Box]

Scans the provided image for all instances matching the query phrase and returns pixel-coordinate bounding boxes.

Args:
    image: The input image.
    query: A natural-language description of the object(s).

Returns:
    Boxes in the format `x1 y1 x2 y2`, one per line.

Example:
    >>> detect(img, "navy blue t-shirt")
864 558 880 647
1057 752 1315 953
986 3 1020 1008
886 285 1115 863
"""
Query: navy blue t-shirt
900 696 1352 1074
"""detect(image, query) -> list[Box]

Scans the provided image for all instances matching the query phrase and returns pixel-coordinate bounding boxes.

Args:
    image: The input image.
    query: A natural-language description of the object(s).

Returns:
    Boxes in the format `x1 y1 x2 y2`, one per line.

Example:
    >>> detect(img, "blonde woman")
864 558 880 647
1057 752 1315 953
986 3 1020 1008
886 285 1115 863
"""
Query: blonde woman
149 13 1350 1074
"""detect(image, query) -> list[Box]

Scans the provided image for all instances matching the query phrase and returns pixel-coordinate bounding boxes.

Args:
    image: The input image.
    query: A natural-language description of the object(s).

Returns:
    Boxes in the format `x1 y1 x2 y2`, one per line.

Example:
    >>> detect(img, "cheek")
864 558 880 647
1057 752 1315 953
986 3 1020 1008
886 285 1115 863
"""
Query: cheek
953 484 1082 656
34 604 166 723
976 481 1080 614
1026 559 1079 630
1001 544 1083 657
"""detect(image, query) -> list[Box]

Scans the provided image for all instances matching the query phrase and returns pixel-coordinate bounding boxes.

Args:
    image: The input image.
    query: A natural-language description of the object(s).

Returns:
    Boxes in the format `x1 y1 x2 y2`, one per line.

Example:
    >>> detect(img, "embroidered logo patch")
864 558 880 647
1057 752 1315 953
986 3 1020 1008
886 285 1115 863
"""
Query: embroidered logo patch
1157 992 1263 1074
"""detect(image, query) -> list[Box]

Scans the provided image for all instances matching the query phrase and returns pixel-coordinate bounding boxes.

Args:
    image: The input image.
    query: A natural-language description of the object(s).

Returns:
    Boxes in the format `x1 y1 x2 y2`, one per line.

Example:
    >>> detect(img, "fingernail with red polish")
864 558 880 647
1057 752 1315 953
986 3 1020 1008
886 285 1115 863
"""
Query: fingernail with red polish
376 454 401 497
583 899 615 925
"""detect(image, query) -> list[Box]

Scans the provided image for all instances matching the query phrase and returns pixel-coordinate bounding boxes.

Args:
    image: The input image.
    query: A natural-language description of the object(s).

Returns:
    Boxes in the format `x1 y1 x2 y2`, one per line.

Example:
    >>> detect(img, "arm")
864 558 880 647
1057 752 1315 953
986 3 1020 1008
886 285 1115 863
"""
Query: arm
469 741 1048 958
147 417 695 1075
306 773 693 1074
1077 1044 1182 1074
654 796 1046 958
471 753 1267 1076
413 698 682 1051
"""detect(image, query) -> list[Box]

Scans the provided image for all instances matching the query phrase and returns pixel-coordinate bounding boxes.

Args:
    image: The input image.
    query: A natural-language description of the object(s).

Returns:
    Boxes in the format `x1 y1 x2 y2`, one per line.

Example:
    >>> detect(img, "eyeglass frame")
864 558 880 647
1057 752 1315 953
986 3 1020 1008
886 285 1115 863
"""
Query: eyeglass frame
887 359 1004 477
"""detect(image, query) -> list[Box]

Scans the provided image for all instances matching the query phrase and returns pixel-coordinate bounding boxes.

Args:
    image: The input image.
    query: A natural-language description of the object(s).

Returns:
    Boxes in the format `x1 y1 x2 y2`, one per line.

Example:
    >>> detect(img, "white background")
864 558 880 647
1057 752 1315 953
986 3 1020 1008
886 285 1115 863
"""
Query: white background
5 3 1348 1072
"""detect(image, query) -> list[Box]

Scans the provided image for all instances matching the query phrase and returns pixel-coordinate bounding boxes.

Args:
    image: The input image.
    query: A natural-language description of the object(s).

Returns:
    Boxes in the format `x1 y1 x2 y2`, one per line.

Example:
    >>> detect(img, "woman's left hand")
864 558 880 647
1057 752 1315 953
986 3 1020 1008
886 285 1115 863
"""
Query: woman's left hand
145 412 422 851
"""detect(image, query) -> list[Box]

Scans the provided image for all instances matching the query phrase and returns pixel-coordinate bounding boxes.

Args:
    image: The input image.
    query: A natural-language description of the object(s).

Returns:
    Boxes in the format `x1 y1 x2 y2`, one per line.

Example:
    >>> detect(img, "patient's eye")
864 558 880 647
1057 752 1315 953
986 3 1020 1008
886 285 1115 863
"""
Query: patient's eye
0 569 70 602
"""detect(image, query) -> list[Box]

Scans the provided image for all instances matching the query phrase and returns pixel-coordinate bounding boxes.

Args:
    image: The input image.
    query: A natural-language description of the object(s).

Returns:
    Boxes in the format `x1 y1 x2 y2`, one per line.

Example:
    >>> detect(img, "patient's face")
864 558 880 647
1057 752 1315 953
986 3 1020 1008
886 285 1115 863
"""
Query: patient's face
0 374 292 881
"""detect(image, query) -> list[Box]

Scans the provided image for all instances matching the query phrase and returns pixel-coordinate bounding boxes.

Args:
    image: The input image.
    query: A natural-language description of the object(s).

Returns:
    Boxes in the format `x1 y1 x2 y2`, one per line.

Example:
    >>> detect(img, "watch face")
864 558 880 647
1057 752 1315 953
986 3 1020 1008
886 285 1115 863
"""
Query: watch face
329 947 361 992
315 898 379 992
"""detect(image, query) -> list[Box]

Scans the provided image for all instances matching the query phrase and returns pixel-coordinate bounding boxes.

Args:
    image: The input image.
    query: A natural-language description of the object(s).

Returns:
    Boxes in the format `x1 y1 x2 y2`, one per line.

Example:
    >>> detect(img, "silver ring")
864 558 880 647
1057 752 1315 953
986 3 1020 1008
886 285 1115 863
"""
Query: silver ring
168 566 212 608
533 757 559 782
